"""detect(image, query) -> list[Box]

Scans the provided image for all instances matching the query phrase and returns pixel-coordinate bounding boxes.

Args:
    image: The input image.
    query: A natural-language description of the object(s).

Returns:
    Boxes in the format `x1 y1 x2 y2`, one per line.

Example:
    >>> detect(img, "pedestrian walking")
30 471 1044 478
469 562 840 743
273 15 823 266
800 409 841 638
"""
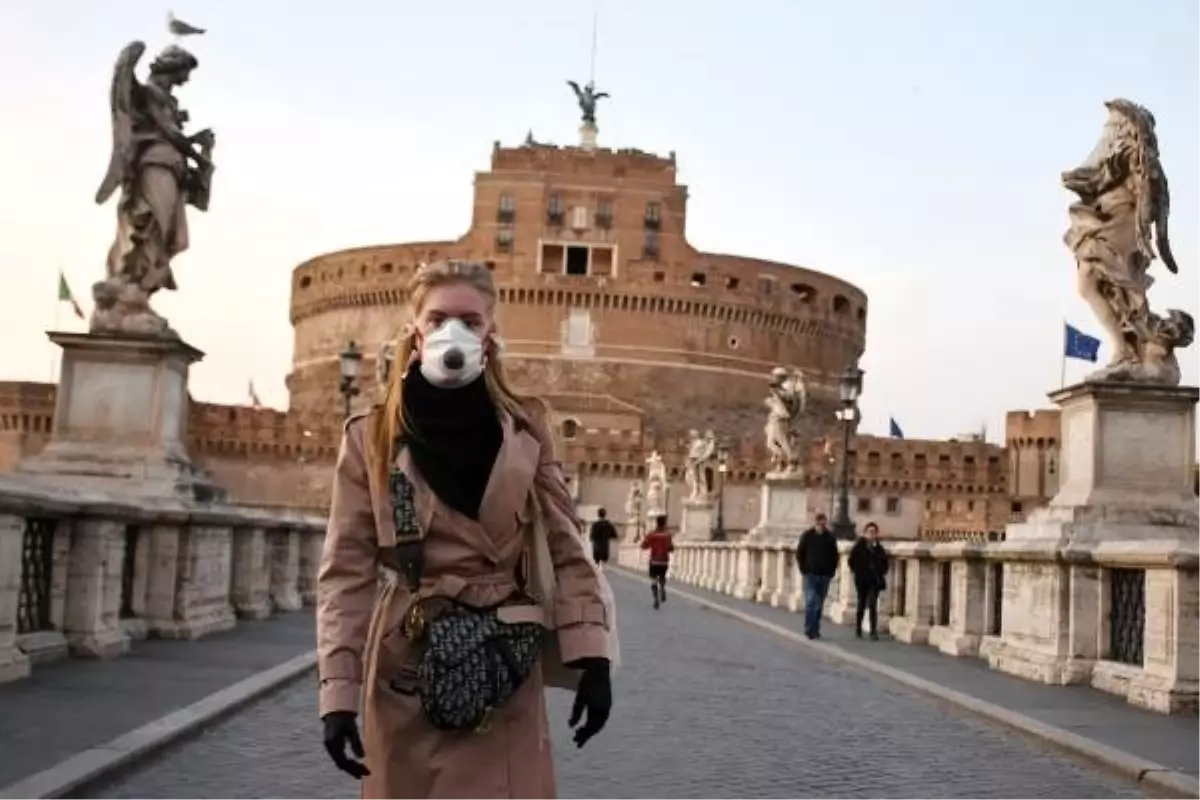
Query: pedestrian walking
589 508 619 570
795 512 839 639
316 260 614 799
640 514 674 609
848 521 889 640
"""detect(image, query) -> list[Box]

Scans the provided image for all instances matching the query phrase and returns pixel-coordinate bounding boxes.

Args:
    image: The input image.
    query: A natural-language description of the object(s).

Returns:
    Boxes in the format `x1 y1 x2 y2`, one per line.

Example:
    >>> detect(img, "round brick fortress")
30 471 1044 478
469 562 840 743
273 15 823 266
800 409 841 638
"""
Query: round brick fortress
287 141 867 450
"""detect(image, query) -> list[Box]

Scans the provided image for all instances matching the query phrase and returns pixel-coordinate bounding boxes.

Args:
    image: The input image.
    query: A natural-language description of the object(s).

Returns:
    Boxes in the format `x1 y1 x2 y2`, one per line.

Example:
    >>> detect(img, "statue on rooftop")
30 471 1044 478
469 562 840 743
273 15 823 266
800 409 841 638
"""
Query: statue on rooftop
567 79 609 125
1062 99 1194 385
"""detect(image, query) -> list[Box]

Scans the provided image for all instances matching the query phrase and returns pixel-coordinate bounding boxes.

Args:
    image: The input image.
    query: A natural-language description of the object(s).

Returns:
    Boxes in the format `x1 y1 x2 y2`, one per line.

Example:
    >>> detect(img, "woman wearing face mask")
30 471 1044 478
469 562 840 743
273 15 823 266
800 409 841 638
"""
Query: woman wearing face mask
316 260 614 799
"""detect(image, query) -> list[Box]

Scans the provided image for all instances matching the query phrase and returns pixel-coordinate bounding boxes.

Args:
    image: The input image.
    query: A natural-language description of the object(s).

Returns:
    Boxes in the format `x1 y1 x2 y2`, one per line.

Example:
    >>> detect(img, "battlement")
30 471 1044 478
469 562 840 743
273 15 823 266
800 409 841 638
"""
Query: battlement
1004 409 1062 445
490 141 677 184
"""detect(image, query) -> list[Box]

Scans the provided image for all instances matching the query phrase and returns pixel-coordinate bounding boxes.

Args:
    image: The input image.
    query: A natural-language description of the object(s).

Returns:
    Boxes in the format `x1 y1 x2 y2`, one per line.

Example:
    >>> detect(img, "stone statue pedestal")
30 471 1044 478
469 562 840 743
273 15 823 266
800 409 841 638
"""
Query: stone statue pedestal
679 499 716 541
18 332 224 502
988 382 1199 713
748 473 809 542
579 122 598 151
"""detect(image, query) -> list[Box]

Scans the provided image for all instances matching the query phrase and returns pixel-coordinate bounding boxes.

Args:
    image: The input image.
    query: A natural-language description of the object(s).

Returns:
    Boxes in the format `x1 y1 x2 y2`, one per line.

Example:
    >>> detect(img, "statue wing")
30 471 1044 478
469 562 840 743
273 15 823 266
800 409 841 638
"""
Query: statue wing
1153 170 1179 275
95 41 147 205
593 91 610 100
566 79 583 100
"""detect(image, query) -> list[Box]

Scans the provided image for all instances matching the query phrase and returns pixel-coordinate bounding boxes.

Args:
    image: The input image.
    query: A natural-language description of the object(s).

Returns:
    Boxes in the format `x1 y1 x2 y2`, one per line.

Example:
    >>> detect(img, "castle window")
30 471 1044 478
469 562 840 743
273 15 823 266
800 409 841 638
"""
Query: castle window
856 306 866 322
497 193 515 223
725 276 740 290
789 282 816 302
727 335 741 350
566 246 589 276
643 230 660 260
653 271 665 282
299 275 312 289
590 246 614 277
758 276 776 296
561 419 580 440
690 272 706 287
968 500 976 512
1011 501 1023 514
380 262 393 273
644 202 661 229
857 497 872 513
496 227 513 253
832 294 850 314
595 200 613 229
547 194 565 226
886 497 900 514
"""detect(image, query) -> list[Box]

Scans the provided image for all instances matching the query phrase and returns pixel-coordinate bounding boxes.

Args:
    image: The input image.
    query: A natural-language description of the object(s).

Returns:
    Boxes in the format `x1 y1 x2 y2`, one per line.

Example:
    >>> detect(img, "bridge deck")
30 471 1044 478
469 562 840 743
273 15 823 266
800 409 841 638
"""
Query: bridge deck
7 573 1180 796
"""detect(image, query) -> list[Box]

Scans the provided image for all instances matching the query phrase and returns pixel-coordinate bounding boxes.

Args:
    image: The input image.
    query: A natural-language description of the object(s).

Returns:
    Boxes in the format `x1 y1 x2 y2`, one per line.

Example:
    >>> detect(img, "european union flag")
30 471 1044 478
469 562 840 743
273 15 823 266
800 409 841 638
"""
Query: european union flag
888 417 904 438
1064 323 1101 363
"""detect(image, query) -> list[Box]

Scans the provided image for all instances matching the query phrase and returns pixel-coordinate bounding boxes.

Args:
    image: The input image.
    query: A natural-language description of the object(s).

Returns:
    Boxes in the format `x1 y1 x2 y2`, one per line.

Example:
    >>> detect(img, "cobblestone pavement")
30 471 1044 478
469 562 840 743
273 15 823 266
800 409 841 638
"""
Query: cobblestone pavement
91 571 1148 799
644 568 1199 778
0 611 315 788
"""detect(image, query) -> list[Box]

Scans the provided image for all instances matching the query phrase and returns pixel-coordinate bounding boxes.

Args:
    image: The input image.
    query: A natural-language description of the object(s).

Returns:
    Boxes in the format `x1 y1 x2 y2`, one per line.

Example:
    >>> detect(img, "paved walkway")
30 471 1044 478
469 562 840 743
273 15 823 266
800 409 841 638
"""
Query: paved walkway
0 611 315 789
89 572 1156 799
640 568 1199 779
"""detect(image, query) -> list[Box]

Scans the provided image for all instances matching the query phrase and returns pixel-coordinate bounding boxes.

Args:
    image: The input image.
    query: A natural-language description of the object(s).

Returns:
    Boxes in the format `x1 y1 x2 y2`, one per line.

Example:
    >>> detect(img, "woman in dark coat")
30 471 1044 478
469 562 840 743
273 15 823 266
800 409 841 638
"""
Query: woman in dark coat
847 521 889 640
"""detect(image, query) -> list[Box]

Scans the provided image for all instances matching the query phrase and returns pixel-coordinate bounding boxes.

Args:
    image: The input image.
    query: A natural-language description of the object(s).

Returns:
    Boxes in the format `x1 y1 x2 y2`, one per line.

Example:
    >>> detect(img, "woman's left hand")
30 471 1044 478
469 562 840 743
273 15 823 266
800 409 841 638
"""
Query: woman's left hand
567 657 611 748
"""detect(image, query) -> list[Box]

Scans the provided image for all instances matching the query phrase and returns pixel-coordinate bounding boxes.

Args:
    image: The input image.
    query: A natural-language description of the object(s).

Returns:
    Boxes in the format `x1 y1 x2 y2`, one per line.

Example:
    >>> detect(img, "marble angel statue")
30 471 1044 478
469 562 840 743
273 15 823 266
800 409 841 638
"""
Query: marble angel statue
1062 99 1193 385
92 41 216 336
764 367 807 475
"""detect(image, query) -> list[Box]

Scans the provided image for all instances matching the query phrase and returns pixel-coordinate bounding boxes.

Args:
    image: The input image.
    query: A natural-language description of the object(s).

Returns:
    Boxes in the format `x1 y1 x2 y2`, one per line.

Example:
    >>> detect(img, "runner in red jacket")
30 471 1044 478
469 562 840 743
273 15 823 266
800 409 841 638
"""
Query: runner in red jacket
640 514 674 609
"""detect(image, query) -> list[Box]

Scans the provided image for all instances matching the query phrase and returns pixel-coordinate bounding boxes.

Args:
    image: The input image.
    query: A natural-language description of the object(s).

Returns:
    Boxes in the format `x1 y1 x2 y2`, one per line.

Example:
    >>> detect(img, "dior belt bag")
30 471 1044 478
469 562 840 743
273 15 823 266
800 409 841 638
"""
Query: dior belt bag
403 593 545 733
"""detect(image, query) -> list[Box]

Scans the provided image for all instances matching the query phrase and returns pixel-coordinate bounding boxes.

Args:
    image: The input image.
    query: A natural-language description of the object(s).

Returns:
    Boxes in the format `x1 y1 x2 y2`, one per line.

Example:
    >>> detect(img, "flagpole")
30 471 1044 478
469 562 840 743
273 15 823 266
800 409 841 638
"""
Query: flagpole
1060 319 1067 389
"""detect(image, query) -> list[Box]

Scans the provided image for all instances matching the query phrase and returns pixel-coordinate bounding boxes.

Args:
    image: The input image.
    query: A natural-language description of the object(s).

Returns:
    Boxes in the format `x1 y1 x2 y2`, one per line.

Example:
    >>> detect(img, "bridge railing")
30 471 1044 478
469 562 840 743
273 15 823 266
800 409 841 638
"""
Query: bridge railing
618 536 1198 716
0 475 325 683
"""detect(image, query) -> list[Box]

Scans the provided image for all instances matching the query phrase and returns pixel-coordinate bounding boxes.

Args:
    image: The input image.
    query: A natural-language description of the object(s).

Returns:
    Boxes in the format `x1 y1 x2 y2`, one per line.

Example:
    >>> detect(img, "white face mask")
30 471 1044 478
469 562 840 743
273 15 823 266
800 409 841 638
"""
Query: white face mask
419 318 485 388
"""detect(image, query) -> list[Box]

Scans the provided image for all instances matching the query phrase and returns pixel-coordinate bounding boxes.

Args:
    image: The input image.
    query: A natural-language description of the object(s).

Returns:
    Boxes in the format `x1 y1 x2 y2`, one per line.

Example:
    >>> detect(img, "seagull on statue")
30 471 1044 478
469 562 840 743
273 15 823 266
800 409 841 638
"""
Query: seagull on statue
167 11 206 37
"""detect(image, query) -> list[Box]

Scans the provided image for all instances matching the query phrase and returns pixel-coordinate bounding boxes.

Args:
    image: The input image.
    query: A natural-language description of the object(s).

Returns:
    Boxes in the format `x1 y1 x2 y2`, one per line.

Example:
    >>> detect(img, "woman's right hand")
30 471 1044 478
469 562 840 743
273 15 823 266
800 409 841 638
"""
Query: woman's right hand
322 711 370 779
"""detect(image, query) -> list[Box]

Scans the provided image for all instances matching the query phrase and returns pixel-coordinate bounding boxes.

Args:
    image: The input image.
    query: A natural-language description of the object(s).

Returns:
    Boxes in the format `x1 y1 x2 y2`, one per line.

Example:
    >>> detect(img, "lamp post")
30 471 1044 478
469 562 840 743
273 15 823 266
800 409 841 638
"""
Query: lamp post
711 444 730 542
832 364 864 541
338 340 363 420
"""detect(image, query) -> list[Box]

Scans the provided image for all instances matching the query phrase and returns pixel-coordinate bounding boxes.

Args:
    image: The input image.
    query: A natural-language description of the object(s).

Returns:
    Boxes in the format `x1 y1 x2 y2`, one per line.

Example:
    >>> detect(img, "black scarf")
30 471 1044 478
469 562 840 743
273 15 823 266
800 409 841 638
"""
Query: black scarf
401 365 503 520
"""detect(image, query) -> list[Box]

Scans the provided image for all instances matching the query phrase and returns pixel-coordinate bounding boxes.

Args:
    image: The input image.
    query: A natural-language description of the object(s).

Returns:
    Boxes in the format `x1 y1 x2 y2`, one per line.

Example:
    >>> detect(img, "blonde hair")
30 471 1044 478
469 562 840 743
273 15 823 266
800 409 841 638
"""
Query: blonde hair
367 260 531 489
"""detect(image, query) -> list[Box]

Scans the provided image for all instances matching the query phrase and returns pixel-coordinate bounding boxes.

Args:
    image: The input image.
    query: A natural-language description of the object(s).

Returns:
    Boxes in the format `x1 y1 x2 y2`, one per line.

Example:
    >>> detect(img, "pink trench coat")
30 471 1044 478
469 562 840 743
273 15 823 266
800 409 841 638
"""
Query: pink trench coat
316 400 611 799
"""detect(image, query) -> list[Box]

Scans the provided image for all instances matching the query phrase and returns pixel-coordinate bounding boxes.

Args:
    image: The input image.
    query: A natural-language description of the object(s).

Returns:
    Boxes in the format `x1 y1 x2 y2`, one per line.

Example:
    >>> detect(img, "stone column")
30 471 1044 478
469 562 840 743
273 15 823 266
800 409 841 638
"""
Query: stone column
0 514 32 681
298 529 324 606
754 547 777 604
142 523 180 636
1134 564 1199 713
63 519 130 658
230 526 271 619
890 550 936 645
156 524 236 639
827 544 857 625
929 543 989 657
270 529 303 612
732 545 760 600
769 544 793 608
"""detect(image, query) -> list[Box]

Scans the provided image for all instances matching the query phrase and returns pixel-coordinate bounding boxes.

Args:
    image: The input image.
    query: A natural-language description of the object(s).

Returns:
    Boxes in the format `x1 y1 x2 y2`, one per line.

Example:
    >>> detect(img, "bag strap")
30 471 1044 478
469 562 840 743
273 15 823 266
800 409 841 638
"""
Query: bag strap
387 435 426 593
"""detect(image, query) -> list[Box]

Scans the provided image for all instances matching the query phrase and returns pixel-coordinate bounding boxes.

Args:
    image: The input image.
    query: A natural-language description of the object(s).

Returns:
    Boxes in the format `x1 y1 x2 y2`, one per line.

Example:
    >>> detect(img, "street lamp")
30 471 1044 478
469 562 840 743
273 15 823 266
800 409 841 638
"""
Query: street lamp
338 340 363 420
832 364 864 541
711 443 730 542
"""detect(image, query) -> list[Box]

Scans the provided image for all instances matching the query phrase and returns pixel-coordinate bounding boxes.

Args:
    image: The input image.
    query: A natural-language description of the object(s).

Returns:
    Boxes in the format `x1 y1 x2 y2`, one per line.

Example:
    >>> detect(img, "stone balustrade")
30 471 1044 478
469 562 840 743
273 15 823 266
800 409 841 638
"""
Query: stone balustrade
619 535 1199 715
0 474 324 683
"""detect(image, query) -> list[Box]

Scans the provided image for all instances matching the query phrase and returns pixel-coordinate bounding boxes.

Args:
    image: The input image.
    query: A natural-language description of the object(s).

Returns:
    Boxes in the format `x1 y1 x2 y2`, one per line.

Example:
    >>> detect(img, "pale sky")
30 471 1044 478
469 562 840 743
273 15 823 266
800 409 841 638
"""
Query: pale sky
1 0 1196 443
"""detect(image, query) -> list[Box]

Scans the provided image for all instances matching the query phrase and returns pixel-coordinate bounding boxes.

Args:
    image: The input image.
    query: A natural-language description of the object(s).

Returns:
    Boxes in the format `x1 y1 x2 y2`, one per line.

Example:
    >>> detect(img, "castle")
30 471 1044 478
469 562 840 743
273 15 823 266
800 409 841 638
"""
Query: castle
9 127 1171 539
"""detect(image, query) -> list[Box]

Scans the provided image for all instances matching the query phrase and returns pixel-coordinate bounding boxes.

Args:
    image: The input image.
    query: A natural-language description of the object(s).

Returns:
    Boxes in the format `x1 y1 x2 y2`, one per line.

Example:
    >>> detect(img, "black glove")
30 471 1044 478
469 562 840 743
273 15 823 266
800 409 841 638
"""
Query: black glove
566 657 611 748
322 711 370 779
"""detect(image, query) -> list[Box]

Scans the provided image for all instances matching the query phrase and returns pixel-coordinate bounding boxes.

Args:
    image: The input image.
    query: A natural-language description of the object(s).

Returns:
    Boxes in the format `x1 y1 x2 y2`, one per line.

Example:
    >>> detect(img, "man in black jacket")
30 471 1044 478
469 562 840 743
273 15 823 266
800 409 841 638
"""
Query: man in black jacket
589 508 619 570
795 513 839 639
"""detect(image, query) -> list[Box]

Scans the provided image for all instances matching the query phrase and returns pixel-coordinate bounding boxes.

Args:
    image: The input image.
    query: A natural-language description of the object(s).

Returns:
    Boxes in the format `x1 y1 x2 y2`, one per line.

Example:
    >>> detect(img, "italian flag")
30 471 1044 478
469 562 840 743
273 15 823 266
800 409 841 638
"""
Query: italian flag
58 271 85 320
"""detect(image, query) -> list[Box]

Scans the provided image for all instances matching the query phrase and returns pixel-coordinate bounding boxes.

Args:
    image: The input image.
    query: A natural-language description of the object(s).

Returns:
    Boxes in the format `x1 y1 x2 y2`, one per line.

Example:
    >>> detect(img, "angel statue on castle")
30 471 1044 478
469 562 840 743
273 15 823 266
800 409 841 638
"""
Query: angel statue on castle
92 37 216 336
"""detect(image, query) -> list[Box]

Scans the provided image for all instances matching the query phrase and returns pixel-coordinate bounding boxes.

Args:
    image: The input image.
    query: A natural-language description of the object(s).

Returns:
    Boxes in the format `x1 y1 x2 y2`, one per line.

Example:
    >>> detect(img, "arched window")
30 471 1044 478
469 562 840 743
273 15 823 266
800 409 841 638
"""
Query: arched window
561 419 580 440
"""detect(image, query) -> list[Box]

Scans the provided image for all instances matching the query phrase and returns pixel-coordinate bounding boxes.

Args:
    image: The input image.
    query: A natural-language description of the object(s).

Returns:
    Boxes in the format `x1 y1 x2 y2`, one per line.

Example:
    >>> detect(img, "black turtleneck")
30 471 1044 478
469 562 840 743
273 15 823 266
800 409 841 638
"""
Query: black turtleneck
401 365 503 520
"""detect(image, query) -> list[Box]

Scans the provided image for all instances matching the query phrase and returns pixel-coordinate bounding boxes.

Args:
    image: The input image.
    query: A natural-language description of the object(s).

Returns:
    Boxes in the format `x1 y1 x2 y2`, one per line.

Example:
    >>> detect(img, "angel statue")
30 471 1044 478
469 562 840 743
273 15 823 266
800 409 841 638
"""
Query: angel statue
764 367 807 475
644 450 667 516
375 339 397 400
567 79 609 125
1062 99 1194 385
683 429 717 502
92 41 216 337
